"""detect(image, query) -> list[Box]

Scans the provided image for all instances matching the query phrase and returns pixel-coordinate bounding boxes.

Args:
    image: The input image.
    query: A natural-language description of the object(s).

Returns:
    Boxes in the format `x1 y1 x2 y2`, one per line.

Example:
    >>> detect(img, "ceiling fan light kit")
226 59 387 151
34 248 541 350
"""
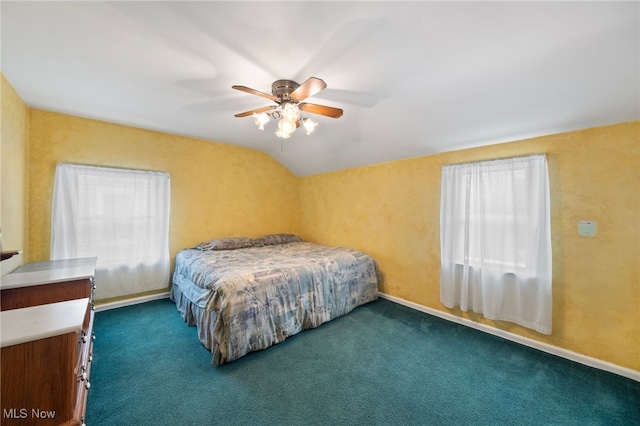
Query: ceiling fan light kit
233 77 343 139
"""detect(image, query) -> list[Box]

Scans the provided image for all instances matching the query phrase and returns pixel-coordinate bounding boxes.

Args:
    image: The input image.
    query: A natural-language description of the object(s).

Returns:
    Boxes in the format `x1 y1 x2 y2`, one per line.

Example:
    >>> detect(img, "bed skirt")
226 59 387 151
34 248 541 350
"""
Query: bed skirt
170 274 378 365
170 281 219 357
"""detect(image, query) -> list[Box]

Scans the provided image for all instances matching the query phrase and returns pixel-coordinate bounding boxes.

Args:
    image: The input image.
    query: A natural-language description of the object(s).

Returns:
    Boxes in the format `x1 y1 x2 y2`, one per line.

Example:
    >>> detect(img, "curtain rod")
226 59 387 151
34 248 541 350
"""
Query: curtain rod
57 162 169 176
443 153 546 167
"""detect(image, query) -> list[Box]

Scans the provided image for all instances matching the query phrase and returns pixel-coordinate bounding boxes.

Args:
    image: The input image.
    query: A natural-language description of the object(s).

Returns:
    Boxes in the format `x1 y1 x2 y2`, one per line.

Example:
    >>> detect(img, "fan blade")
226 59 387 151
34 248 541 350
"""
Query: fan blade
299 103 343 118
290 77 327 102
232 85 279 102
234 105 276 118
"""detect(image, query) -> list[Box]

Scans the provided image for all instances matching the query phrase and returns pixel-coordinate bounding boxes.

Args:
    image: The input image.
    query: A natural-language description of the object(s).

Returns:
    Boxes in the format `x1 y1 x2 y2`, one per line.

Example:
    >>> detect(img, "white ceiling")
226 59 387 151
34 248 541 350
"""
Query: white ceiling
2 1 638 176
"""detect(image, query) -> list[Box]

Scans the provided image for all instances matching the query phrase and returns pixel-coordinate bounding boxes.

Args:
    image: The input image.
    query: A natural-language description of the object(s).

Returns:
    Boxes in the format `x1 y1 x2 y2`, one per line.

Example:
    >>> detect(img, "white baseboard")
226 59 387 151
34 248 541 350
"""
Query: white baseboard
94 291 170 312
378 292 640 383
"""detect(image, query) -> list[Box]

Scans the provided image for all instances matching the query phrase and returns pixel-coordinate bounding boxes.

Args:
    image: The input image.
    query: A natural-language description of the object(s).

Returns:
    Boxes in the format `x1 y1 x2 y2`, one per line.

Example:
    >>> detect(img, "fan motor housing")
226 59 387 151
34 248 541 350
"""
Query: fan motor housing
272 80 299 101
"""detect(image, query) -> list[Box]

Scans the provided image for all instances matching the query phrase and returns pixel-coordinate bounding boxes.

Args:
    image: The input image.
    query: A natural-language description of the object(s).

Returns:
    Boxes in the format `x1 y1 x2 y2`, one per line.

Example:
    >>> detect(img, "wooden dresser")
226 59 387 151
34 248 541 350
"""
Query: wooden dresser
1 257 97 311
1 257 97 426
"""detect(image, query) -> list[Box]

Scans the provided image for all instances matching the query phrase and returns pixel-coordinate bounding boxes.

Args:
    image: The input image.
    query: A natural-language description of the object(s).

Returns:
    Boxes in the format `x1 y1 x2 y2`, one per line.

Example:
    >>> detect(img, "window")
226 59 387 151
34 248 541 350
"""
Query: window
51 163 171 300
440 154 552 334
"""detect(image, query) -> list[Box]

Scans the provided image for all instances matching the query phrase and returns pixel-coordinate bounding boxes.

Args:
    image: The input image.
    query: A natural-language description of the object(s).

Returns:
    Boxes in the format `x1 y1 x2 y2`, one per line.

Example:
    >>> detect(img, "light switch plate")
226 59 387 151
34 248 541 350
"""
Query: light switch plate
578 220 597 237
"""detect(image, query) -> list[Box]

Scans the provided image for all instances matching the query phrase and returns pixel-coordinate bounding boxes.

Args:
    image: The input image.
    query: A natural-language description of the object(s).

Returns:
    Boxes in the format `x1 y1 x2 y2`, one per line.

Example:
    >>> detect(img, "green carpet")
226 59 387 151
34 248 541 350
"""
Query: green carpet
86 298 640 425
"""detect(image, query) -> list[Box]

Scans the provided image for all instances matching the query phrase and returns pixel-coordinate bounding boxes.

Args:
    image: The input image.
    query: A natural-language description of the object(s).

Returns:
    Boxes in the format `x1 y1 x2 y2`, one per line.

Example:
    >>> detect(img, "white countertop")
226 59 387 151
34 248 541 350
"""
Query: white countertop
0 298 89 348
0 257 97 290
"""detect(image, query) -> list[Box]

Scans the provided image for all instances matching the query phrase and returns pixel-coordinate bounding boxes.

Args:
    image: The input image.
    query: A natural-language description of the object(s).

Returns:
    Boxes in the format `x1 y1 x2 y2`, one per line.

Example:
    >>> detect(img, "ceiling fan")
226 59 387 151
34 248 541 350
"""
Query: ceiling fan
232 77 343 139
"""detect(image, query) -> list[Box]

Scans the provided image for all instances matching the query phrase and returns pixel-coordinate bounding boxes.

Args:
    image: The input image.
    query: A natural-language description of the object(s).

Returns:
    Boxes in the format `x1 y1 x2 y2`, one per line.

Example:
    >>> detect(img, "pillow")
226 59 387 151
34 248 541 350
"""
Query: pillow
192 237 255 251
255 233 304 246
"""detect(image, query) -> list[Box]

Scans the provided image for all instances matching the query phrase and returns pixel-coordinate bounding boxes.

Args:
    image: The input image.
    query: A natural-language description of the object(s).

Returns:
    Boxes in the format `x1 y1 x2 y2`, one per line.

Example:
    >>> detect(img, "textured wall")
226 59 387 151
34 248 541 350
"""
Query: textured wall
27 109 298 276
299 122 640 372
0 74 28 275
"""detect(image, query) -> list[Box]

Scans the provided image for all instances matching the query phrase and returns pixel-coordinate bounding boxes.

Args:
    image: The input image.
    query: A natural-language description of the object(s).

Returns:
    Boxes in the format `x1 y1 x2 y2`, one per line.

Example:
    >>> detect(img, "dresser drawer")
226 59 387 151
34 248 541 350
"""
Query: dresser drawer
1 278 93 311
0 257 97 311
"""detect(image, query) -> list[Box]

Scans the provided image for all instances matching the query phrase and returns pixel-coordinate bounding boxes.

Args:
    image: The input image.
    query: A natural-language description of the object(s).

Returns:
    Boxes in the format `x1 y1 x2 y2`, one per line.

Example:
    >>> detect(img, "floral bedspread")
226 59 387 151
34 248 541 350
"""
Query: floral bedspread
171 242 380 364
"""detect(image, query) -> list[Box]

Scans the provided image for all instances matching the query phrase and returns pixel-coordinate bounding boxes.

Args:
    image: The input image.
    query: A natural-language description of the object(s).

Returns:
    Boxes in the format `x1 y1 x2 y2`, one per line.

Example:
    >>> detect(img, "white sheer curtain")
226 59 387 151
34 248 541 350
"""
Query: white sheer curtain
51 163 170 300
440 154 552 334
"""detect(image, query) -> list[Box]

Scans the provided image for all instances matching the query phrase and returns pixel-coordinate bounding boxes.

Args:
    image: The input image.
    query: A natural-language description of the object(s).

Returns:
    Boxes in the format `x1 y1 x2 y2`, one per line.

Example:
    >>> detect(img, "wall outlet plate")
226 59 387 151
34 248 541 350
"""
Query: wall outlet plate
578 220 597 237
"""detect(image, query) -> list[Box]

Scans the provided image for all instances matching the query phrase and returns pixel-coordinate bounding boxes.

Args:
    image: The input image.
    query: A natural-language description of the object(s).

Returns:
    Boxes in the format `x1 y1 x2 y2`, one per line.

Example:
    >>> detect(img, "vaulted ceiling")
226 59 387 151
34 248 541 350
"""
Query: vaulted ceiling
2 1 638 176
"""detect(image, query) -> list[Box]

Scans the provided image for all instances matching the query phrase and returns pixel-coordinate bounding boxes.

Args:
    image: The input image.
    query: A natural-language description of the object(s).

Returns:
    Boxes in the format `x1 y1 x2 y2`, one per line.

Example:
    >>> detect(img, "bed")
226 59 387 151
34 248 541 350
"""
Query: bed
170 234 380 365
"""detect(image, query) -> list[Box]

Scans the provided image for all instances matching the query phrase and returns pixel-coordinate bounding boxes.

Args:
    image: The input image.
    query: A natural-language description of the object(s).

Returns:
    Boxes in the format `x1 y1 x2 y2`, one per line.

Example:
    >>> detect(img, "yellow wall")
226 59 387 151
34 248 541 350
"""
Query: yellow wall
0 74 28 275
27 109 298 280
299 122 640 372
